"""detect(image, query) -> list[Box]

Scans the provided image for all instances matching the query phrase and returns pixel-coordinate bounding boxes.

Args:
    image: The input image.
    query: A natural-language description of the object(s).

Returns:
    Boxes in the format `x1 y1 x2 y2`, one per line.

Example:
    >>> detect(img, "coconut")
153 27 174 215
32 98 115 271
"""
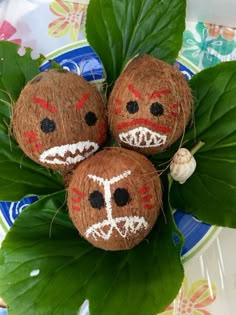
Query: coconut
108 55 192 155
67 147 162 251
12 69 107 172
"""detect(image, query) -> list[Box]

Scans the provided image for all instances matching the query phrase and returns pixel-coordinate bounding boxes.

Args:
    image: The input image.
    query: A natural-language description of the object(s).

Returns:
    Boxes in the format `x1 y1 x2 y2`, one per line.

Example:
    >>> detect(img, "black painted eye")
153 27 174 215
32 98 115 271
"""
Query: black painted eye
113 188 131 207
126 101 139 114
150 102 164 116
85 111 98 126
40 117 56 133
89 190 105 210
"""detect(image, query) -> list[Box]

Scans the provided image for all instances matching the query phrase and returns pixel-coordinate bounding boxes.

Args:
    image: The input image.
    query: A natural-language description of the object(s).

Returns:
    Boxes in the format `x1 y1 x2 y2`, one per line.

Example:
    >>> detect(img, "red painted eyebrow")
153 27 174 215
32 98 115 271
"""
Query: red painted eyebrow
76 92 89 110
33 97 58 113
149 89 171 99
128 84 142 99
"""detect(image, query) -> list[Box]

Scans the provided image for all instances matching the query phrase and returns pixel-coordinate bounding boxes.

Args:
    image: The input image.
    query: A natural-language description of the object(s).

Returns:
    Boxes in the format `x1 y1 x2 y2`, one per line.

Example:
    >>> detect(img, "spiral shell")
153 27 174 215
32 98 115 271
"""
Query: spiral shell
170 148 196 184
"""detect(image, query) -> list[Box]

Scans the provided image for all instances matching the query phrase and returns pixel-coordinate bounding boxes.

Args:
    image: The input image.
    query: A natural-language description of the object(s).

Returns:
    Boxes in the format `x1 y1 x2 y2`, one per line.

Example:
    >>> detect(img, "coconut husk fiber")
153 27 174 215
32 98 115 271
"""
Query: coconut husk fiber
12 69 107 172
68 147 162 251
108 55 193 155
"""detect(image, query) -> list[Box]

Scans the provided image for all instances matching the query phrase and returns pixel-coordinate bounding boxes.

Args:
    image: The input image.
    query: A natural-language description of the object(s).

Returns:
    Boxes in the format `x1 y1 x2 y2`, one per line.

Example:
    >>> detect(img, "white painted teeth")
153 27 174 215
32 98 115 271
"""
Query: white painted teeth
85 216 148 241
39 141 99 165
119 127 167 148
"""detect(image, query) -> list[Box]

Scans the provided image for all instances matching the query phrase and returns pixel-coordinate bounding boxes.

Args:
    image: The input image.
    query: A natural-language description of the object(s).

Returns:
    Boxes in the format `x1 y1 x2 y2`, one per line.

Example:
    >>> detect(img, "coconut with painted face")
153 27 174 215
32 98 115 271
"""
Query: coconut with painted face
67 147 162 251
108 55 192 155
13 69 107 172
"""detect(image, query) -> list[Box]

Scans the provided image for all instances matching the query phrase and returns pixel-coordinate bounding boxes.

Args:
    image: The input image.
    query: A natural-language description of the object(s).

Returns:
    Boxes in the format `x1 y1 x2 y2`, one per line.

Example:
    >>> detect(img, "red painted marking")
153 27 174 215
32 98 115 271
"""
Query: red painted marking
98 124 106 143
76 92 89 110
148 89 171 99
170 103 179 109
98 134 106 142
72 205 80 212
139 186 150 194
142 195 153 203
117 119 171 134
99 130 106 136
31 144 43 152
72 188 85 197
98 124 106 139
23 131 38 143
23 131 36 137
33 96 57 113
144 204 155 210
115 99 122 105
115 108 122 114
128 84 141 99
170 112 178 118
99 123 106 129
72 198 82 203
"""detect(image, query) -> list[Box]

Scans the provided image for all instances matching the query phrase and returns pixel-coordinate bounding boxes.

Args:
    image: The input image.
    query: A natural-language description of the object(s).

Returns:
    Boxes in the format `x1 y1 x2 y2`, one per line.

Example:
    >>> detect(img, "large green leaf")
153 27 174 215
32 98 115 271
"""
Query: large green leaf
86 0 186 86
0 41 63 200
0 191 183 315
170 61 236 227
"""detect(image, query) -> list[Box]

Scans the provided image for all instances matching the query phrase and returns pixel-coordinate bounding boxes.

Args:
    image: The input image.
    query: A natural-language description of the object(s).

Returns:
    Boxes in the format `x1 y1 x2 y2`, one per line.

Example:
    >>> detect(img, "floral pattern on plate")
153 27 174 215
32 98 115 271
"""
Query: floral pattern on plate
48 0 87 41
159 278 217 315
0 20 21 44
181 22 236 69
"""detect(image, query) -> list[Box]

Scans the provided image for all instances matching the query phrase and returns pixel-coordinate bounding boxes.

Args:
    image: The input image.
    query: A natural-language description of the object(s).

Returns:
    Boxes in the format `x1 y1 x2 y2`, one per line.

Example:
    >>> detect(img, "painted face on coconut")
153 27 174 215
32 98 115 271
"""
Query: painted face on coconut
108 55 192 155
12 69 107 171
68 148 162 251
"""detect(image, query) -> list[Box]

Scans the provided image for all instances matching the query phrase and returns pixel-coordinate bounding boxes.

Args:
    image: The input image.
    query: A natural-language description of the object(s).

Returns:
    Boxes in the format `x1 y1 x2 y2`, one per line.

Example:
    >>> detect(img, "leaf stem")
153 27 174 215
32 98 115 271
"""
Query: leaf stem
167 173 185 248
167 173 174 212
190 141 205 156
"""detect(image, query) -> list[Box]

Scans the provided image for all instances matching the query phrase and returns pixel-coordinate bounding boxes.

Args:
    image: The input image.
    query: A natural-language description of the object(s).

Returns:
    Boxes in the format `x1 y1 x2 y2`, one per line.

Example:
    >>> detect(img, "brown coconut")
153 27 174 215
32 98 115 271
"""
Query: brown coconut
12 69 107 173
108 55 192 155
68 147 162 251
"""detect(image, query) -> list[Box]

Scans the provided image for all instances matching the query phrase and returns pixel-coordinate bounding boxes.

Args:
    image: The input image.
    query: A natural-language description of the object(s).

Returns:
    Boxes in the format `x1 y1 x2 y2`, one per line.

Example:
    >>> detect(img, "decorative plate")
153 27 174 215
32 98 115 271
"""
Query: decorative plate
0 42 221 314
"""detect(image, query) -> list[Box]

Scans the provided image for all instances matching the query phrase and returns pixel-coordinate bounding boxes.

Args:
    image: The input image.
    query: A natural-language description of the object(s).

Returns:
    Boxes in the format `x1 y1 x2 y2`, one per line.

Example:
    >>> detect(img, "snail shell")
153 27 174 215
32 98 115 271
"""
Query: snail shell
170 148 196 184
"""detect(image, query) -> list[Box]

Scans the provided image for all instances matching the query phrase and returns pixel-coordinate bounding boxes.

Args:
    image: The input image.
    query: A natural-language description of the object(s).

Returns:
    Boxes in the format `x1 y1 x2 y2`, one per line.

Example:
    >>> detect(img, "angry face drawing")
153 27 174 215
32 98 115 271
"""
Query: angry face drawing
67 148 162 251
108 55 192 155
13 69 107 171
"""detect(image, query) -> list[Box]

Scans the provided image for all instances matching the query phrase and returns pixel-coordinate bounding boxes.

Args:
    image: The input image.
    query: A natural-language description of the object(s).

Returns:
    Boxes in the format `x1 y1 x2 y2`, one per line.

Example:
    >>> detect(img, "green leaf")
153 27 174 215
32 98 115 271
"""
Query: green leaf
86 0 186 86
0 191 184 315
0 41 63 200
170 61 236 228
0 42 44 102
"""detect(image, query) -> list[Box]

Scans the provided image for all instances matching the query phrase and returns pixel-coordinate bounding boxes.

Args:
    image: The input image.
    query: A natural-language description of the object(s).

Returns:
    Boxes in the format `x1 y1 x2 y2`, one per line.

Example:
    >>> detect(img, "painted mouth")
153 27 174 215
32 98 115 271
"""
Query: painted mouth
39 141 99 166
119 127 167 148
85 216 148 241
117 118 171 133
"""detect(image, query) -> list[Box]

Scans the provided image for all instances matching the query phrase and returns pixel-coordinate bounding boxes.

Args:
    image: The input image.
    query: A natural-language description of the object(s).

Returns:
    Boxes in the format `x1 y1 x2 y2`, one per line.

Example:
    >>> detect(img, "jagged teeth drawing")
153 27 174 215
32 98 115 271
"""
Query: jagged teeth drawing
119 127 167 148
39 141 99 165
85 216 148 241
